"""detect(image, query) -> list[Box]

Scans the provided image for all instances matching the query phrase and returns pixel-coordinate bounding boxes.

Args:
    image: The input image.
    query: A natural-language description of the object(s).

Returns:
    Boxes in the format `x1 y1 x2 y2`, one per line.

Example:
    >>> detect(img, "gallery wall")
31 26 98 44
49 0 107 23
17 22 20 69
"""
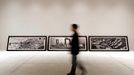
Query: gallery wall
0 0 134 50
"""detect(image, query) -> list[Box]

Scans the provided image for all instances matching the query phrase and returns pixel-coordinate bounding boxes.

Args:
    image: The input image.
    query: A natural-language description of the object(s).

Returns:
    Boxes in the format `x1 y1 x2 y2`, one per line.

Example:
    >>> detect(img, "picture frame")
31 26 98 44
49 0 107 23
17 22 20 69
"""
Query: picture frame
48 36 88 51
89 36 129 51
7 36 47 51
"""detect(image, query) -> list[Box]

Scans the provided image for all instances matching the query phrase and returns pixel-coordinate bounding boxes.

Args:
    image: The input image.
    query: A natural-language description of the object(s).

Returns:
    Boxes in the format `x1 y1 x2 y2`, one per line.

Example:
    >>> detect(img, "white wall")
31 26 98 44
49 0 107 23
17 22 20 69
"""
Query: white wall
0 0 134 50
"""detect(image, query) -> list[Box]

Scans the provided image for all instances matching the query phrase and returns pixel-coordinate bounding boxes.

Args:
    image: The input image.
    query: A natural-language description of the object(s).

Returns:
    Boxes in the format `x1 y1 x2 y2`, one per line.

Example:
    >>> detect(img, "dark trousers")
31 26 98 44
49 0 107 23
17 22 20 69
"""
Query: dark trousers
69 55 86 75
70 55 77 74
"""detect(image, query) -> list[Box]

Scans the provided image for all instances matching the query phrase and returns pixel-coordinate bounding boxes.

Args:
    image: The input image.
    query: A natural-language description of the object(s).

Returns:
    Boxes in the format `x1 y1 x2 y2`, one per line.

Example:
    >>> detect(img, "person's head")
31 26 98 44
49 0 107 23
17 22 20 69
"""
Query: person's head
71 24 79 32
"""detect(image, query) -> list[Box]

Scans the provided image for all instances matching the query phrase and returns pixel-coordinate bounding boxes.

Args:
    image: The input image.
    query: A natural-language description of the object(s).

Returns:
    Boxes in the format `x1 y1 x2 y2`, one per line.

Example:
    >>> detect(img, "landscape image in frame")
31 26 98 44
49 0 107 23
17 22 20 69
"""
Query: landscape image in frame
7 36 47 51
89 36 129 51
48 36 87 51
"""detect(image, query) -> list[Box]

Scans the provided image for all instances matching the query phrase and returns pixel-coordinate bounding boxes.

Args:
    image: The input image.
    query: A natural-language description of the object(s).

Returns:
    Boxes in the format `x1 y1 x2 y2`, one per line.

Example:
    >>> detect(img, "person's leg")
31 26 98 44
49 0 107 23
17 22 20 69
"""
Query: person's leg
68 55 77 75
77 62 87 75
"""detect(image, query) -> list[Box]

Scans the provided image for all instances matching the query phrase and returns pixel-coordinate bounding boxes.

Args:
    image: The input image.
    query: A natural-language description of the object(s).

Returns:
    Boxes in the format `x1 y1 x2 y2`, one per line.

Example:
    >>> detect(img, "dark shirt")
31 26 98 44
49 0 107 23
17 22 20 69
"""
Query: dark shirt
71 32 79 55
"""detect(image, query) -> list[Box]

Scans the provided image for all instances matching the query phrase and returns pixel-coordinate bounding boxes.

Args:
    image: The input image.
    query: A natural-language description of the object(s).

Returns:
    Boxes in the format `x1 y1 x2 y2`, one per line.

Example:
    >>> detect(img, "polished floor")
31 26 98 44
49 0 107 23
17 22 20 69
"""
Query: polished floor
0 51 134 75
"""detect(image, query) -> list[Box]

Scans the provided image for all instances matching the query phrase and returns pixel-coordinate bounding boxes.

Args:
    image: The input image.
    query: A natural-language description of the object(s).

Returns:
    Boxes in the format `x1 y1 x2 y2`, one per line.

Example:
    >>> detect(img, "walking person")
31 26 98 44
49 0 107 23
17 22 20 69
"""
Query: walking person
68 24 87 75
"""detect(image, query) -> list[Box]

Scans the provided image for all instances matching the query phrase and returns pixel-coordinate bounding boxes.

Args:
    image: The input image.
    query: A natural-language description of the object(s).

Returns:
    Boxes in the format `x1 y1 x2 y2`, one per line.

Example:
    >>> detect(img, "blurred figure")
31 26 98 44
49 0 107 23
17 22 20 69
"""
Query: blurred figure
68 24 87 75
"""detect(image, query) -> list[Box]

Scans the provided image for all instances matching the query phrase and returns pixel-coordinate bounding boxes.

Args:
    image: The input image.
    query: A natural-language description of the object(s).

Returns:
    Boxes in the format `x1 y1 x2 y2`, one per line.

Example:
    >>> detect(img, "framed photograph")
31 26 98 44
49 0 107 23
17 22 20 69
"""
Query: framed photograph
89 36 129 51
48 36 87 51
7 36 47 51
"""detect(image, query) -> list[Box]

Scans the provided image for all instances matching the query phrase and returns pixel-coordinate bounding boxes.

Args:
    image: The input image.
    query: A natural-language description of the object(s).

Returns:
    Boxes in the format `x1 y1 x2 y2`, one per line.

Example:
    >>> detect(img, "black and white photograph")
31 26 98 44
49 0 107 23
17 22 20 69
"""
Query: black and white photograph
48 36 87 51
89 36 129 51
7 36 47 51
